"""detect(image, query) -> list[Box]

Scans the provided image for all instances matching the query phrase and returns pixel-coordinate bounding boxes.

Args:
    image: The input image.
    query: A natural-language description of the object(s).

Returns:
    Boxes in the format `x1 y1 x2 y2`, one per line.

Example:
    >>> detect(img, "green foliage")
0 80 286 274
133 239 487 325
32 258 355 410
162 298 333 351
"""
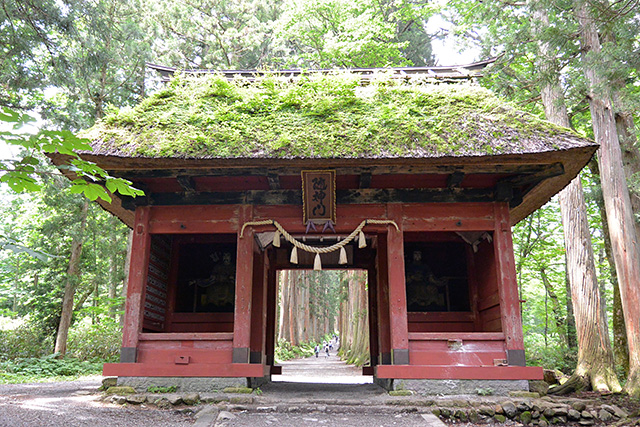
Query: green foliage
513 171 613 373
274 339 316 362
304 271 341 328
476 387 494 396
0 107 143 202
0 317 118 383
147 385 177 393
67 319 122 362
277 0 435 68
0 0 71 110
148 0 283 70
0 323 53 361
0 182 130 339
525 336 577 375
0 354 103 384
0 234 53 261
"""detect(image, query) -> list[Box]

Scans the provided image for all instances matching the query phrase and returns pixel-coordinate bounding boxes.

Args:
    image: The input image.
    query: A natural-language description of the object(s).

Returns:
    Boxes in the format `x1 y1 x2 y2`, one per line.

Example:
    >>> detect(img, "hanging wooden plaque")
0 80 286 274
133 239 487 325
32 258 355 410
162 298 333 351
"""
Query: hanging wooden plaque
301 170 336 225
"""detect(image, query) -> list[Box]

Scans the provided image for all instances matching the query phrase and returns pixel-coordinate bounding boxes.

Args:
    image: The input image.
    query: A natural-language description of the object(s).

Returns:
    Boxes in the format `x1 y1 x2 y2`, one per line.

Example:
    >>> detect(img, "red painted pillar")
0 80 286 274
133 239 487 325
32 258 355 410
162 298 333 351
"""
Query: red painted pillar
493 203 526 366
368 265 379 367
386 204 409 365
376 235 392 365
120 206 151 363
233 205 254 363
250 250 267 364
265 255 278 368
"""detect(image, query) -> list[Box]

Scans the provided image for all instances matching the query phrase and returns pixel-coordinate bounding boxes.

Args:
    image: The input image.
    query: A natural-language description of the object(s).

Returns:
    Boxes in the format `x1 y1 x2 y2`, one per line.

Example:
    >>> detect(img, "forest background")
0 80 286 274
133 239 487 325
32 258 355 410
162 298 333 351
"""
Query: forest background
0 0 639 396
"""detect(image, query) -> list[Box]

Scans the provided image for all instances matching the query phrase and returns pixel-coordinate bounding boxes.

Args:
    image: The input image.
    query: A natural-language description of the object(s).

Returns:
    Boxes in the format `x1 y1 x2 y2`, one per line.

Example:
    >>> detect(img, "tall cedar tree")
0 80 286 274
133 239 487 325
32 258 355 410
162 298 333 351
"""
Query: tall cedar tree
532 3 620 394
574 0 640 397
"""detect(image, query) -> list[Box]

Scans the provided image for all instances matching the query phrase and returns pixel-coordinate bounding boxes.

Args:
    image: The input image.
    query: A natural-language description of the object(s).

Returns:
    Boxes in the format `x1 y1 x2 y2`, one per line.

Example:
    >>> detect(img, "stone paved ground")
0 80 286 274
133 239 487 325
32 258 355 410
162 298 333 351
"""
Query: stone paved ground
217 412 440 426
2 353 639 427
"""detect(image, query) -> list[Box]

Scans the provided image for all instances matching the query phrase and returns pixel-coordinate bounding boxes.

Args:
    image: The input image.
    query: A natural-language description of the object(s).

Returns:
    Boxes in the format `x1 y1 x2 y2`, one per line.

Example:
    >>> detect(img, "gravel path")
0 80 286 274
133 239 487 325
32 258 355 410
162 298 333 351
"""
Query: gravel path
219 412 440 426
0 351 446 427
272 344 373 384
0 377 194 427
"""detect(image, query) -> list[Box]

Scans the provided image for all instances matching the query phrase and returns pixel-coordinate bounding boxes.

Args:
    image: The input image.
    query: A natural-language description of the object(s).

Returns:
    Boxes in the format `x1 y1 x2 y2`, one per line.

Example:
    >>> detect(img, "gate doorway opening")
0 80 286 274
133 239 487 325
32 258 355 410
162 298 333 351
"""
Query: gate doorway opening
271 270 373 384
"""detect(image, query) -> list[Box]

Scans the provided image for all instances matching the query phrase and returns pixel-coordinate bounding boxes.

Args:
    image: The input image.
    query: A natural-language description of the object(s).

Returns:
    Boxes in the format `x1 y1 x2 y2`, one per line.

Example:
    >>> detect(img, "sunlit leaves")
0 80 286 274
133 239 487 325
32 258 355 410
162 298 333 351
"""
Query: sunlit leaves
105 177 144 198
277 0 435 68
0 107 143 201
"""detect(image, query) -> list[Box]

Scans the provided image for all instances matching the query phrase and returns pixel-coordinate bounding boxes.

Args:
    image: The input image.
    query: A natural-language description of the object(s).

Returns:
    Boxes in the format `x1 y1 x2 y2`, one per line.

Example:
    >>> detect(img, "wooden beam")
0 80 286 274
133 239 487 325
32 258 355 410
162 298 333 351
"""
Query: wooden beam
109 163 564 180
176 176 197 194
446 171 465 188
264 254 277 367
103 362 265 378
249 251 267 364
377 235 392 365
267 173 280 190
375 365 543 380
495 182 513 202
408 332 505 341
359 171 372 188
124 187 500 207
368 265 379 366
499 162 564 187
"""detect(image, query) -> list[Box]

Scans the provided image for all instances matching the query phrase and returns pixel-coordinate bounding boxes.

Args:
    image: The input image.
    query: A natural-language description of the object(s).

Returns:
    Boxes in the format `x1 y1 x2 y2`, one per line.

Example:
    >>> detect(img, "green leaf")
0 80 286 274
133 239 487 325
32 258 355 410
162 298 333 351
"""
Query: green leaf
0 107 34 125
0 172 42 192
19 156 40 166
68 180 112 202
70 159 107 179
105 177 144 197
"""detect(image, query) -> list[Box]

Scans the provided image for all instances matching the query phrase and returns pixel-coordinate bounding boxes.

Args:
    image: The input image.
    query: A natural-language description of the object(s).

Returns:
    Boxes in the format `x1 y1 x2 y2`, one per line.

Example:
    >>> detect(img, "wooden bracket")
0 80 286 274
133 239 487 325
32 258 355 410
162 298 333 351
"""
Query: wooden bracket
447 171 465 188
174 355 191 365
448 339 463 350
359 171 372 189
267 173 280 190
177 176 197 194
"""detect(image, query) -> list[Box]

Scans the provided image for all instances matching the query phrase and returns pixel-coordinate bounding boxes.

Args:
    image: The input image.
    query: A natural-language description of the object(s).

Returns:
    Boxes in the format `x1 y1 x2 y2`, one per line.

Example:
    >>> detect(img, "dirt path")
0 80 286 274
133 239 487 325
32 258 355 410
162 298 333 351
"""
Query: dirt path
272 346 373 384
0 377 194 427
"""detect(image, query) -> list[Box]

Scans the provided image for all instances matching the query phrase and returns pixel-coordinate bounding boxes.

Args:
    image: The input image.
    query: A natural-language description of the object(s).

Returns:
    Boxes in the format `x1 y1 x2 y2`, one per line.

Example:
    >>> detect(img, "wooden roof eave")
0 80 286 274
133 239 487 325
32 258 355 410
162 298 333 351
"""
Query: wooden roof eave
47 143 597 229
70 148 593 174
510 145 597 225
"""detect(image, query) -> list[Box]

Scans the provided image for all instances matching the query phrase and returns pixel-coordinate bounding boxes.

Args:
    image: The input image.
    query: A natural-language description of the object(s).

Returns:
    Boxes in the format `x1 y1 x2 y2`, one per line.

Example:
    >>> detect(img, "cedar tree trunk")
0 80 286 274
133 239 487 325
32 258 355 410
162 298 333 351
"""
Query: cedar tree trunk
574 0 640 397
54 199 90 356
533 2 620 393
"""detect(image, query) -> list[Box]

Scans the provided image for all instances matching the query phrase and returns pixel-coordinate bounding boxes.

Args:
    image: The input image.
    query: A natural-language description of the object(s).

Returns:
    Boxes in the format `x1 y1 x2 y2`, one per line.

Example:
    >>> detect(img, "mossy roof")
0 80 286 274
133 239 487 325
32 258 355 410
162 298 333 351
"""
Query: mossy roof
83 73 595 160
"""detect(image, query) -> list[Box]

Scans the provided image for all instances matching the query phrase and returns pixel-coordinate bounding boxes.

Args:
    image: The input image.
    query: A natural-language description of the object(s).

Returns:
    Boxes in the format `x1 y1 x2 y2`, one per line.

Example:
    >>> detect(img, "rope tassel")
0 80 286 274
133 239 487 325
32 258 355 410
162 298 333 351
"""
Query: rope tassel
358 230 366 248
290 246 298 264
273 230 281 247
339 246 348 265
314 253 322 271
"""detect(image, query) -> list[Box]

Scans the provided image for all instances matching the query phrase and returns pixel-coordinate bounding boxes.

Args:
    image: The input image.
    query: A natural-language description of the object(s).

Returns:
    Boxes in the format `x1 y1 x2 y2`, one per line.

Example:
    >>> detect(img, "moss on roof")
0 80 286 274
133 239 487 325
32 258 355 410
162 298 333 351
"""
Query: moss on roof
84 72 594 160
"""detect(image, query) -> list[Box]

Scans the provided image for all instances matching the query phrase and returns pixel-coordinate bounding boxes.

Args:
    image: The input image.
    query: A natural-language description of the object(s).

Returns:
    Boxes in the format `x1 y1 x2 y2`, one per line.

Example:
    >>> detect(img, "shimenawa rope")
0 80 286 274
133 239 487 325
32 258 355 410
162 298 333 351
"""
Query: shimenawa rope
239 219 399 270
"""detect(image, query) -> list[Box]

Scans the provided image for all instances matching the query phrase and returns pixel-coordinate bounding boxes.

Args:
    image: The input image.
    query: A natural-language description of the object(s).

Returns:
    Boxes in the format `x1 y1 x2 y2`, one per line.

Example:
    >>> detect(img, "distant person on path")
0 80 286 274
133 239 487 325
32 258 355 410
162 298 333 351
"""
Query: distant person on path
325 345 330 357
314 345 320 358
